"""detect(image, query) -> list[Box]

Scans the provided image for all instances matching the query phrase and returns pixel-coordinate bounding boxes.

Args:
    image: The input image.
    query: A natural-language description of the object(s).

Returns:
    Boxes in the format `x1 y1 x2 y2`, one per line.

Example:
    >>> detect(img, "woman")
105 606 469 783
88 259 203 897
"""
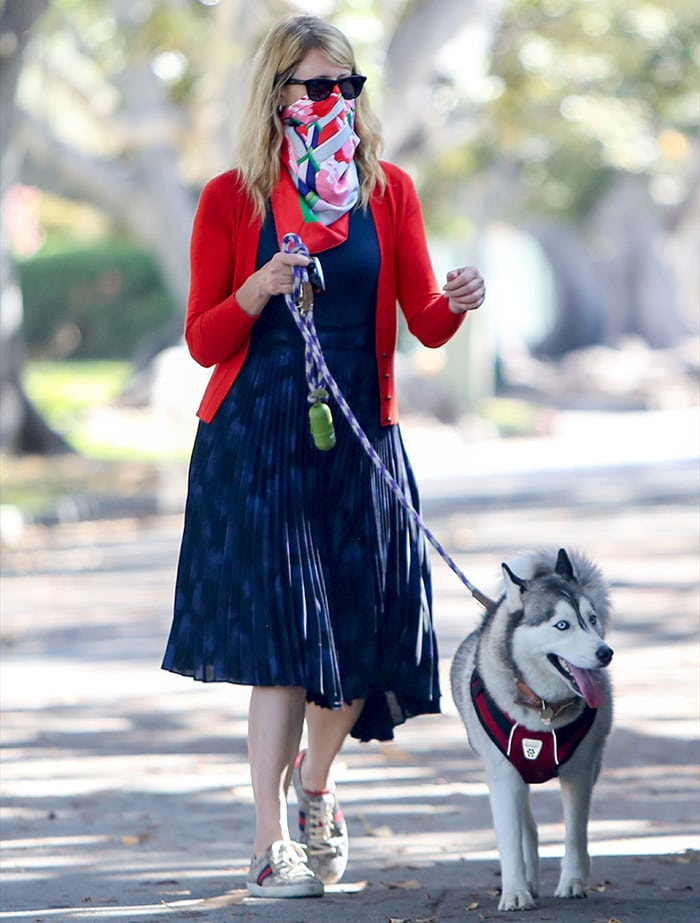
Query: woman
162 13 485 899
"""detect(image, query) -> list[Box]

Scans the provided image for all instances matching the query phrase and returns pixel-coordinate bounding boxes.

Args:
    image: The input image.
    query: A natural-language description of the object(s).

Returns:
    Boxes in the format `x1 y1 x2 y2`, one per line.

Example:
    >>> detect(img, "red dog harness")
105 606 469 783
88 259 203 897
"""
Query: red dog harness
470 670 597 784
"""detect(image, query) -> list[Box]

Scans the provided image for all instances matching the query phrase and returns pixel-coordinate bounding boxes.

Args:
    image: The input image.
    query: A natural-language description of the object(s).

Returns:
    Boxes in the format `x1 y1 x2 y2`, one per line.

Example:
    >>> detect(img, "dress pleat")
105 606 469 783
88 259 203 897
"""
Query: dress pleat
162 206 440 741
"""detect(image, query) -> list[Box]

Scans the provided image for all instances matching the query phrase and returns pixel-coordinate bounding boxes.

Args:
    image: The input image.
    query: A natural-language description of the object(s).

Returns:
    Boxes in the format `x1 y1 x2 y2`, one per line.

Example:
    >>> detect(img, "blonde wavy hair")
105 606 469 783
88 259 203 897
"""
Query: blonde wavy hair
237 14 385 220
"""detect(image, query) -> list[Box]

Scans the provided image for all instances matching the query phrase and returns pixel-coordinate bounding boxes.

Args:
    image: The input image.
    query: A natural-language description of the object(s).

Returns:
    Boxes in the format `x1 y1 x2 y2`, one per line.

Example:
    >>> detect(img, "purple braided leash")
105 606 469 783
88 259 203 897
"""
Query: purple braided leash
282 232 492 610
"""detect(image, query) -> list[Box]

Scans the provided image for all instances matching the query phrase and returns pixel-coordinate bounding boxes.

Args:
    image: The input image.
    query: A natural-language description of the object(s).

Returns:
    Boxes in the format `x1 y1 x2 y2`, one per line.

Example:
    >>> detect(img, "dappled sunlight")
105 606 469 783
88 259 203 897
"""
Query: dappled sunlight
2 446 698 919
1 2 697 919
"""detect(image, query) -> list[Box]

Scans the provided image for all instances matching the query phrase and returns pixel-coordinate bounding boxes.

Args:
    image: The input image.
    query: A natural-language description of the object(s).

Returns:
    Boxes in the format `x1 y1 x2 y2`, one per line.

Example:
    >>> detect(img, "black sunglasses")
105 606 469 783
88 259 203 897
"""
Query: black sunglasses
284 74 366 102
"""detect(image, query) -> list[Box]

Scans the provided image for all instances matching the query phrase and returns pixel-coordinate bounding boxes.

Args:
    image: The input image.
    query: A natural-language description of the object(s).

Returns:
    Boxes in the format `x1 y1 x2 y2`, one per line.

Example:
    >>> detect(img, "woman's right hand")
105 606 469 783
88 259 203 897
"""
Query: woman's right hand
236 250 312 317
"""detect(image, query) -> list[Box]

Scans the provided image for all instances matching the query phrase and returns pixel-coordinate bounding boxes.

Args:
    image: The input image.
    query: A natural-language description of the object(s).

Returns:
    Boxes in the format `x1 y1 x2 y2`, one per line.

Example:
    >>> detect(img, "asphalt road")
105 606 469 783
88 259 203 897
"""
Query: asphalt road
1 415 699 923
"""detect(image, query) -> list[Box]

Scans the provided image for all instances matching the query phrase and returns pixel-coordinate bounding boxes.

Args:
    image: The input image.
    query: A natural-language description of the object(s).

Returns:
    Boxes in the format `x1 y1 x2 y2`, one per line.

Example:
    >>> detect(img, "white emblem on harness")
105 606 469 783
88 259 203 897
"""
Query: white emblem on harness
522 738 543 761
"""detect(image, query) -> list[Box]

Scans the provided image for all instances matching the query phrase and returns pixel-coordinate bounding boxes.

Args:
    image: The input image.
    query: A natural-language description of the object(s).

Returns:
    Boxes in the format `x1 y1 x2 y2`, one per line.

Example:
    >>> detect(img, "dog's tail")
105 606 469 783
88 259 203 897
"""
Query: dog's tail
450 634 475 724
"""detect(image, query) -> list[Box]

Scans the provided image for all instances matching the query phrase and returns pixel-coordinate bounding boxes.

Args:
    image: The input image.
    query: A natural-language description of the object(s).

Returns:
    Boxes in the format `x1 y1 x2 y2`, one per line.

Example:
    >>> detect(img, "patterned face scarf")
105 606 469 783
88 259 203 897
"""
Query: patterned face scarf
272 92 361 252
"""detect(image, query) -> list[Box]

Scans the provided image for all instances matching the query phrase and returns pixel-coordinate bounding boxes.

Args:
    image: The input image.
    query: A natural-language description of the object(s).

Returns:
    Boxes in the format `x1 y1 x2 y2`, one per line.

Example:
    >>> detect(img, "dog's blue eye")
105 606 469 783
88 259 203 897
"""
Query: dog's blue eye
555 620 570 630
589 614 597 625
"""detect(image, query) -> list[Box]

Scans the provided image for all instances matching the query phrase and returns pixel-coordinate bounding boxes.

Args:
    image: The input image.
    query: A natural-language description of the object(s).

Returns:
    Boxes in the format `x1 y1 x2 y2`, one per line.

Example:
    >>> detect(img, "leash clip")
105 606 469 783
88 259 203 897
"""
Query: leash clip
297 257 325 315
297 278 314 314
282 232 324 316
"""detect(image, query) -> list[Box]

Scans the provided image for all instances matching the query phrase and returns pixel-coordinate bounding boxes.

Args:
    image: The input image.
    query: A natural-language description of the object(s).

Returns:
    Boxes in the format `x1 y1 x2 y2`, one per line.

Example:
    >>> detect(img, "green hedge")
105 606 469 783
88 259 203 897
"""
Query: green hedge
17 241 177 360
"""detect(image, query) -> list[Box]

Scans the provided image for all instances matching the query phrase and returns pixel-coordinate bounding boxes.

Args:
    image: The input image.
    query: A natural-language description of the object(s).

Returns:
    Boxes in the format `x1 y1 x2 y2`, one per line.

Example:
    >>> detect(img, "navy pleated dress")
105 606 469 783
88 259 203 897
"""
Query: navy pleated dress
162 206 440 741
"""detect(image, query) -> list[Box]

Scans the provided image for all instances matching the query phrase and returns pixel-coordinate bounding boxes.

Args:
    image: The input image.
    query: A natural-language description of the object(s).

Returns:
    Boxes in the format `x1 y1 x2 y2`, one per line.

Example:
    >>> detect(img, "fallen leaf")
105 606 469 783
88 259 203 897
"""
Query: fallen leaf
466 901 480 910
388 918 410 923
199 890 249 908
383 878 421 890
121 833 151 845
160 889 248 909
325 880 368 894
380 742 418 763
356 812 394 837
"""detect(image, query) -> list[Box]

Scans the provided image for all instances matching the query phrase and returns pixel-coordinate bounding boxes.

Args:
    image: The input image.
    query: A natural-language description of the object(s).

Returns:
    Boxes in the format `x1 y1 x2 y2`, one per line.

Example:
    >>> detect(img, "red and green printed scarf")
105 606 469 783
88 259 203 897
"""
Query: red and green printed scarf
273 93 360 253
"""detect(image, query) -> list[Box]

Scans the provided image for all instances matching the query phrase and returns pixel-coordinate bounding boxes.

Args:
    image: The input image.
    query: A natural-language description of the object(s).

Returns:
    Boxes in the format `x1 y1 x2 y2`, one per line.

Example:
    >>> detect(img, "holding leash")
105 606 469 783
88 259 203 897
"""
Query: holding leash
281 233 336 452
281 232 494 611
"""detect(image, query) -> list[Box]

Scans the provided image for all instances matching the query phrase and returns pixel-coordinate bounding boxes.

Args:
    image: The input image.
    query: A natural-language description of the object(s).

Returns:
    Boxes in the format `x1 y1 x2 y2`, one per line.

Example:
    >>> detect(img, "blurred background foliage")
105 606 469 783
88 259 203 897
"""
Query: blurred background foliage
19 243 174 359
0 0 698 471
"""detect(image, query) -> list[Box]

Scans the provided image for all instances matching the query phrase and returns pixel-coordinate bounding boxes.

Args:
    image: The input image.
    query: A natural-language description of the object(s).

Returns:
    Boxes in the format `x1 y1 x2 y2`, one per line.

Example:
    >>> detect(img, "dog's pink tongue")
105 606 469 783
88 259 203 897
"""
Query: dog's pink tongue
568 664 607 708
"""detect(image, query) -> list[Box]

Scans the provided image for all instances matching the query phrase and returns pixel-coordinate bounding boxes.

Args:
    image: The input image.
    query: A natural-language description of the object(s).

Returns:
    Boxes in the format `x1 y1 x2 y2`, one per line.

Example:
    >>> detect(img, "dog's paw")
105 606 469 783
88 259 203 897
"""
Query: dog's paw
499 887 538 911
555 877 588 899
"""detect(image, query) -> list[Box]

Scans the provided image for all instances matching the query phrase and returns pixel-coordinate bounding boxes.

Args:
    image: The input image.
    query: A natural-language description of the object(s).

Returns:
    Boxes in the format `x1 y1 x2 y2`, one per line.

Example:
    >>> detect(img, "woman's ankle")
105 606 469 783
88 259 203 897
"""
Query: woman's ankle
253 828 286 857
298 749 332 793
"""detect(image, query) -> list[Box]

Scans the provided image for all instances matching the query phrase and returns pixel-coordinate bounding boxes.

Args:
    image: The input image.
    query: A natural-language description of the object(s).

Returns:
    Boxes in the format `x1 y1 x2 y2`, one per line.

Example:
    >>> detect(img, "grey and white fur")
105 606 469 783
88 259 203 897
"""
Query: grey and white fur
450 547 614 912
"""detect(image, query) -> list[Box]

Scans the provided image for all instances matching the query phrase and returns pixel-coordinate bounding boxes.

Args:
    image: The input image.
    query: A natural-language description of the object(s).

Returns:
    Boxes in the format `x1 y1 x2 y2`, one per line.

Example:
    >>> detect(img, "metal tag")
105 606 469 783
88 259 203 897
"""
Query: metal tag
300 280 314 314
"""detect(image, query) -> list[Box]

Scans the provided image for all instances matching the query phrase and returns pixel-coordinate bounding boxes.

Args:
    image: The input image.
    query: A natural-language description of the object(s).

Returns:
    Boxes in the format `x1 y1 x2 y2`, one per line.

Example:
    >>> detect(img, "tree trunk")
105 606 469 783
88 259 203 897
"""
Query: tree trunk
382 0 505 160
590 173 696 348
530 173 697 357
529 222 608 357
1 0 71 454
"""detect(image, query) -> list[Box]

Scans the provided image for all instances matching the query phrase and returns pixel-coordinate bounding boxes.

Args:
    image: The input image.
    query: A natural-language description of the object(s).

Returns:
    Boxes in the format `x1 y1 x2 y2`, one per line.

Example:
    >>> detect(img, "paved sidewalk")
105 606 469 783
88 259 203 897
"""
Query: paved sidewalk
1 418 699 922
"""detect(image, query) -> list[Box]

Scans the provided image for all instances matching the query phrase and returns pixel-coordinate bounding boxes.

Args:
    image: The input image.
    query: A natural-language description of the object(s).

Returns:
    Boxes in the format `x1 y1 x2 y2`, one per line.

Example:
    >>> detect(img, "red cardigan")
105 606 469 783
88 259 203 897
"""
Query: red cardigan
186 161 465 424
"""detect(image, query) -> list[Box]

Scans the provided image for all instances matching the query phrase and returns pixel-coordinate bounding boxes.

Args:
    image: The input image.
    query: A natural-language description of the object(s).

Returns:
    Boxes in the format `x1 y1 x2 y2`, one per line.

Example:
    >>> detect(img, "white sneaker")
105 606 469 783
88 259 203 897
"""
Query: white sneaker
246 839 324 898
292 750 349 884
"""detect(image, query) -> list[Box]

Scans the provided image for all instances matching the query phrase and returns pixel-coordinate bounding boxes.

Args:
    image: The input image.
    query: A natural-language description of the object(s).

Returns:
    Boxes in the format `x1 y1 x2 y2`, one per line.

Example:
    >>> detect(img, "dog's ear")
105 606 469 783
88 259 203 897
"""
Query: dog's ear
502 562 527 609
555 548 577 583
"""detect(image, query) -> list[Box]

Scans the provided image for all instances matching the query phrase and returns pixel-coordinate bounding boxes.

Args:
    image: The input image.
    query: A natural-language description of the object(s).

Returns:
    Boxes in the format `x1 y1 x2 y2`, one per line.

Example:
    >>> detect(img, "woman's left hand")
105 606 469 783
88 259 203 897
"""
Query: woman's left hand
444 266 486 314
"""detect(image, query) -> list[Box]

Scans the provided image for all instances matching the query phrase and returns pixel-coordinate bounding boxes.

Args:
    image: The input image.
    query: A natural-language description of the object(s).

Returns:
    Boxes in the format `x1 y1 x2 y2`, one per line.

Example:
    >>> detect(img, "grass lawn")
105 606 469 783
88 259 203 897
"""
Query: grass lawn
2 361 194 520
23 360 131 432
21 360 195 462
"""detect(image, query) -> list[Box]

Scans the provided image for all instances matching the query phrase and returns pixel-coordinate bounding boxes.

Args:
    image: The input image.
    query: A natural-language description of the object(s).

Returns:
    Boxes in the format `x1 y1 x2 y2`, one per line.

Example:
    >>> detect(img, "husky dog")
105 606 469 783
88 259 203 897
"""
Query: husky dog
450 548 613 912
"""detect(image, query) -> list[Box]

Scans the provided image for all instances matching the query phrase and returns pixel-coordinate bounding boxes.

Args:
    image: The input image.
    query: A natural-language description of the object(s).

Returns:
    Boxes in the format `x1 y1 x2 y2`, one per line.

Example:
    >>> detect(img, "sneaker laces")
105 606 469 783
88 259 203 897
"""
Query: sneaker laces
304 795 340 854
269 840 312 875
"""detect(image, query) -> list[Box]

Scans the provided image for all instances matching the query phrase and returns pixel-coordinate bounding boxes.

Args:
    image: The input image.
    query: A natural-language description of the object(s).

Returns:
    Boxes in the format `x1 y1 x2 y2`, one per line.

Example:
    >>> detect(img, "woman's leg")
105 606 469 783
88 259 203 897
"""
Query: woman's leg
248 686 306 857
300 699 365 790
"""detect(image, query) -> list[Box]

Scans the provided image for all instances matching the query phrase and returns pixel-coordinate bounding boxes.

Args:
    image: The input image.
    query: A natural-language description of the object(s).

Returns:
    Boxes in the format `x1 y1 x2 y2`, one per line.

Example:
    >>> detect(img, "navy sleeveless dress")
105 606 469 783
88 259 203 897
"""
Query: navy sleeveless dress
162 206 439 741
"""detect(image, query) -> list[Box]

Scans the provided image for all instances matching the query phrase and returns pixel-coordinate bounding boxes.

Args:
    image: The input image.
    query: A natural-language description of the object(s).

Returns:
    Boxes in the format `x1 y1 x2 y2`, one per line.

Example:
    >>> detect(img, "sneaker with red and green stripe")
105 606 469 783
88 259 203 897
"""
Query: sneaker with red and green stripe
292 750 349 884
246 839 323 898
